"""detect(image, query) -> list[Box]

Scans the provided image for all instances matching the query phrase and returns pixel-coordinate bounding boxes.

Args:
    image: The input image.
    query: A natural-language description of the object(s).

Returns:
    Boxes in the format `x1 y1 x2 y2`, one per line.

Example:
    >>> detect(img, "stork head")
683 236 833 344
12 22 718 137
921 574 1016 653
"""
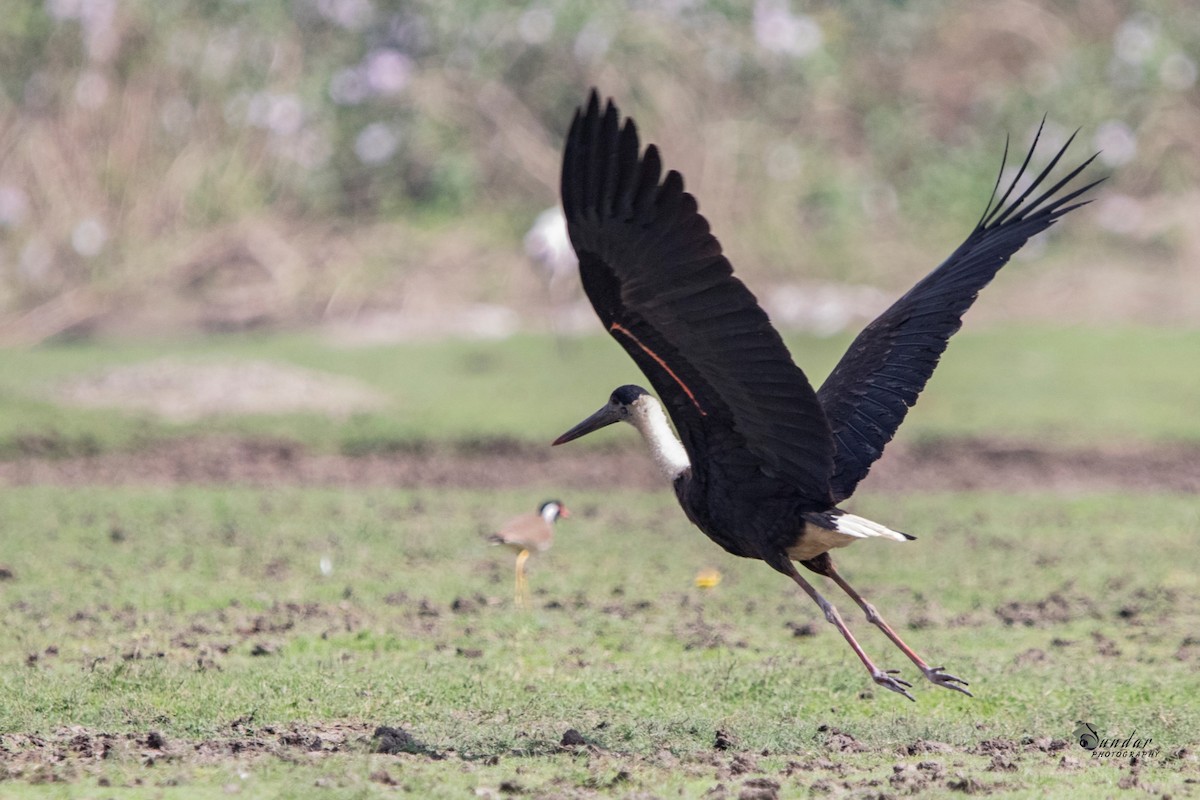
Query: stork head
554 385 690 480
552 385 650 446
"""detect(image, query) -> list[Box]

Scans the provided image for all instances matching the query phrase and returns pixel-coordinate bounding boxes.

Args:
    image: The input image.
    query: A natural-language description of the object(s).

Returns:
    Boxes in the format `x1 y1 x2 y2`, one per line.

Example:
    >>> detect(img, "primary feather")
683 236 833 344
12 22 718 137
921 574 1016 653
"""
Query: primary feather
563 91 835 506
816 124 1103 501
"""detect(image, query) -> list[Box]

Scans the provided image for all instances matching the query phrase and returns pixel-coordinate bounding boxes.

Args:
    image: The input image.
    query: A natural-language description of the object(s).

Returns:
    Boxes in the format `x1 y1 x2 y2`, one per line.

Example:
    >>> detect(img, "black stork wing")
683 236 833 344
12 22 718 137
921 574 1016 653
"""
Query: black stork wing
817 123 1103 503
562 90 834 505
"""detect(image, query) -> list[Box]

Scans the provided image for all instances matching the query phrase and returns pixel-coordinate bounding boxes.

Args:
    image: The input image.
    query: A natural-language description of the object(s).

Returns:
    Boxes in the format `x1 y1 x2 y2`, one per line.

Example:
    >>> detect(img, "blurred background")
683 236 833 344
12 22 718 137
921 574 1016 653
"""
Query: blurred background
0 0 1198 346
6 7 1200 792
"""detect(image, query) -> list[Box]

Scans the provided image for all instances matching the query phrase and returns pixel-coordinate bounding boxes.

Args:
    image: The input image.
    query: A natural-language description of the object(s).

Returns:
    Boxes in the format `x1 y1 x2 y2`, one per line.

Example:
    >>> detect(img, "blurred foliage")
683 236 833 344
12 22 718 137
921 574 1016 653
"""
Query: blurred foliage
0 0 1198 336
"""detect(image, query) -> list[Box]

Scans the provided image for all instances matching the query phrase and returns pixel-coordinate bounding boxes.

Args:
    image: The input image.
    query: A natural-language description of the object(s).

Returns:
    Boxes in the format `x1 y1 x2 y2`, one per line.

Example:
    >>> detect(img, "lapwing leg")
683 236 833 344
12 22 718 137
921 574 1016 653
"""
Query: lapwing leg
819 559 972 697
514 549 531 610
778 560 914 701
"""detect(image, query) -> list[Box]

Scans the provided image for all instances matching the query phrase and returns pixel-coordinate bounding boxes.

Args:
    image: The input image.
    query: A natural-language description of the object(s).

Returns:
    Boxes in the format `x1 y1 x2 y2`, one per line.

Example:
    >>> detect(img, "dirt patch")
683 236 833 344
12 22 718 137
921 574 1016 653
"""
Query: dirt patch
0 436 660 489
54 358 386 421
371 725 441 758
859 438 1200 495
901 739 958 756
1 436 1199 493
15 598 374 675
995 589 1101 627
0 720 399 781
736 776 780 799
816 724 866 754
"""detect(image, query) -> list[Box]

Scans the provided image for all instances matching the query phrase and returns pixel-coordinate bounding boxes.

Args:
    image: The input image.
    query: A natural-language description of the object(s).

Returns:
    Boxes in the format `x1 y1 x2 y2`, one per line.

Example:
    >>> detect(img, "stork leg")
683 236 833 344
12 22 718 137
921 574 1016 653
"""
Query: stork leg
811 556 972 697
514 549 531 610
777 559 914 701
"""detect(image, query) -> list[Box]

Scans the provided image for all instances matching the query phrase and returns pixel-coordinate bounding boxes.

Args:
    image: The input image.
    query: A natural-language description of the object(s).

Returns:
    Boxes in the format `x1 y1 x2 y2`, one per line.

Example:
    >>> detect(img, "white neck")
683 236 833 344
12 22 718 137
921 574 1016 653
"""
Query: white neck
540 503 559 523
630 397 691 481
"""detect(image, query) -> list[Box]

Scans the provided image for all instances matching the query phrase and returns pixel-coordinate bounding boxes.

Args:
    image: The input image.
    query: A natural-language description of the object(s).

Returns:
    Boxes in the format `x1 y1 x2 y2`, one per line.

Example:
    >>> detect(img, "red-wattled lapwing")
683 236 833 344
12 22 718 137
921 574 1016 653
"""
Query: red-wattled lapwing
553 90 1101 700
488 500 570 609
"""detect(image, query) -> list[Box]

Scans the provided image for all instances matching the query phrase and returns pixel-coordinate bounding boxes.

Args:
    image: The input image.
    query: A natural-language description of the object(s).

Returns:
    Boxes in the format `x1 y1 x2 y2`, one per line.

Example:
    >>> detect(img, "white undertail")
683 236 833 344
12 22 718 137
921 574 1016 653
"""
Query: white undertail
629 396 691 481
834 512 910 542
788 511 910 561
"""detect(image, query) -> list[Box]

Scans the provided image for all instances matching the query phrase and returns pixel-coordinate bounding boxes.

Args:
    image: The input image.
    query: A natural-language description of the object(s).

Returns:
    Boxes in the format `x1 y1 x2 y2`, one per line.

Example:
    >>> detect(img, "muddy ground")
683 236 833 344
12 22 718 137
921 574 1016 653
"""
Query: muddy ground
3 720 1184 797
2 436 1198 494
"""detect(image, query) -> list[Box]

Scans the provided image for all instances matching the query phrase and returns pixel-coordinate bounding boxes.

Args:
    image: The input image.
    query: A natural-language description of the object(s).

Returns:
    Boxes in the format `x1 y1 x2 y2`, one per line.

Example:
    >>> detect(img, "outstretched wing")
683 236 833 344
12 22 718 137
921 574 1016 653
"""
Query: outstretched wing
817 123 1103 502
562 90 834 505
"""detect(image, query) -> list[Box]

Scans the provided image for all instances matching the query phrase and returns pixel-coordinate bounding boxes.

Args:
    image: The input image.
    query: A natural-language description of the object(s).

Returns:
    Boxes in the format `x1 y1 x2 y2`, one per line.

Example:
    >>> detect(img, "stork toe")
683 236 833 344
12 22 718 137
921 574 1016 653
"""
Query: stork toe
923 666 973 697
872 669 915 702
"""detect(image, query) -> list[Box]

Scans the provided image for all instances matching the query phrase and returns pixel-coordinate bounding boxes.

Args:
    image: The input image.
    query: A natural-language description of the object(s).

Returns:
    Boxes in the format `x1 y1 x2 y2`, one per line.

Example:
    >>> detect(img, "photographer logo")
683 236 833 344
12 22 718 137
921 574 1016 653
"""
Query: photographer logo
1072 721 1159 759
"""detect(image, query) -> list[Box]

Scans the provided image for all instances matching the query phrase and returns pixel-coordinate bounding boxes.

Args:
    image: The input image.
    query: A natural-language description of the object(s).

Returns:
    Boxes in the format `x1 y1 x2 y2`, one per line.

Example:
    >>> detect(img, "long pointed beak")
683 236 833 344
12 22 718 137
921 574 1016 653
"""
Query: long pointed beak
552 403 622 446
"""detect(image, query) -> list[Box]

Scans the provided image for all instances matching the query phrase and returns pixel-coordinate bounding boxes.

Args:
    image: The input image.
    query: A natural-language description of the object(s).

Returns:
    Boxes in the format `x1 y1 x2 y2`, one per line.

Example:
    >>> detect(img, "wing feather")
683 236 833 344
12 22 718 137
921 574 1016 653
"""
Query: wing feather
817 122 1103 502
563 90 834 504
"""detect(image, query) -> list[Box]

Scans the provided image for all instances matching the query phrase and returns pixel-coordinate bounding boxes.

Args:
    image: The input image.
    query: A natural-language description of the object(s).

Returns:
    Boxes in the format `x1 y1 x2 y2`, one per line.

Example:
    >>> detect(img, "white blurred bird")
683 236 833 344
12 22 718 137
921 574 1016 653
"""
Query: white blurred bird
524 207 577 292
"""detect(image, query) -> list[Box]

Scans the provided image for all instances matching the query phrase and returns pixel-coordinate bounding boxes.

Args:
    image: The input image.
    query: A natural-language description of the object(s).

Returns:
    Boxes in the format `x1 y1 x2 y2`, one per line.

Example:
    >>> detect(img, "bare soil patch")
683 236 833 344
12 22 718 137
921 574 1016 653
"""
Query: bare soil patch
54 358 386 421
0 723 1072 795
0 721 423 783
995 590 1102 628
0 436 1197 493
862 438 1200 494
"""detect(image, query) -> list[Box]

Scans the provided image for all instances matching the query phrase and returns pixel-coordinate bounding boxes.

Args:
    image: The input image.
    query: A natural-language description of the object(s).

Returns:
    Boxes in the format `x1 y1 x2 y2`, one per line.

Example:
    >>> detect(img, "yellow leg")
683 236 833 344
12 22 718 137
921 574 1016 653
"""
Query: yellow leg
515 549 531 609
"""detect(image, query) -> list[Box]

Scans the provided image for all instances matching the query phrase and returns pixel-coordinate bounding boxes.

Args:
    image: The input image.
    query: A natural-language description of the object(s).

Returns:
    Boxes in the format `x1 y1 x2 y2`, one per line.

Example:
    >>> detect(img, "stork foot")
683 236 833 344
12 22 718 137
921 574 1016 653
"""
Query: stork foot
872 669 915 702
922 666 973 697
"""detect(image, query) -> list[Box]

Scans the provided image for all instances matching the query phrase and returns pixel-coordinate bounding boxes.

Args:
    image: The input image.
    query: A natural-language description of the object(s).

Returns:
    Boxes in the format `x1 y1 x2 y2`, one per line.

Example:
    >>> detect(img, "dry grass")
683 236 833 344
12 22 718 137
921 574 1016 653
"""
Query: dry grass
2 2 1199 342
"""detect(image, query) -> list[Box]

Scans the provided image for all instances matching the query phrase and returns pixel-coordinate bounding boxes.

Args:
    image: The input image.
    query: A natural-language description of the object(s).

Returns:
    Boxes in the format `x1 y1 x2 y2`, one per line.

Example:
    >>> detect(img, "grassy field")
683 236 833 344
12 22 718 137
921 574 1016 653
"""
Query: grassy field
1 488 1197 797
1 329 1198 797
1 326 1199 456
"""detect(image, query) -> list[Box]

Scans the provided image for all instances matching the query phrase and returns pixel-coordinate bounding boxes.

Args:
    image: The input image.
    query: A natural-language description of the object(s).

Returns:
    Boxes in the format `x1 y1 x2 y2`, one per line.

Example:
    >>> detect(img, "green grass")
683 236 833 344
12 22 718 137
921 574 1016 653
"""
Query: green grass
1 326 1199 457
1 486 1197 797
1 328 1197 796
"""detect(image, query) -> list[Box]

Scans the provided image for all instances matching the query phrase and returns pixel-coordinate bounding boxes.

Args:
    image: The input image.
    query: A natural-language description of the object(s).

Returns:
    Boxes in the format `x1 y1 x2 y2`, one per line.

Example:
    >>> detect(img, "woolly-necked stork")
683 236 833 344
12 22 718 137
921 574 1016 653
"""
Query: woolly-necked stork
552 90 1100 700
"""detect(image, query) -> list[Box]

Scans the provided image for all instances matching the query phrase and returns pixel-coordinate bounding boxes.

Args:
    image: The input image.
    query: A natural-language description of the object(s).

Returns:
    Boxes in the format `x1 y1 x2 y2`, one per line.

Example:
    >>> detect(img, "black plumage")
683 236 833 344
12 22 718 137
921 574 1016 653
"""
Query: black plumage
816 133 1099 502
554 90 1101 700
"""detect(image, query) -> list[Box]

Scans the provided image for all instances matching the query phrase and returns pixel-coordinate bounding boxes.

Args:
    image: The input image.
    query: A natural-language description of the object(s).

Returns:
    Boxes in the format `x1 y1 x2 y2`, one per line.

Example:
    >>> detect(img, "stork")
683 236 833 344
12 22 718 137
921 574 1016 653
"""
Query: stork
553 90 1100 700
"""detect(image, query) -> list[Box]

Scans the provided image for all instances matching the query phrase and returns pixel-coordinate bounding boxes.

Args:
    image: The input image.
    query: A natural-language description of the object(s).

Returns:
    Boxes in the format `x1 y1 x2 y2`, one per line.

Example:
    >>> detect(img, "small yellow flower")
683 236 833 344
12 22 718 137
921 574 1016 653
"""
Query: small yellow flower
694 568 722 589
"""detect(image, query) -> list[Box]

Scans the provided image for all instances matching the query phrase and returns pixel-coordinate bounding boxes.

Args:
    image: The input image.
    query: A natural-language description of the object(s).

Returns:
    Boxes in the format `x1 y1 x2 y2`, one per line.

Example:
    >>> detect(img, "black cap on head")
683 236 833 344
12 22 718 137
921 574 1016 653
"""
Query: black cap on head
553 387 648 447
610 385 649 405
